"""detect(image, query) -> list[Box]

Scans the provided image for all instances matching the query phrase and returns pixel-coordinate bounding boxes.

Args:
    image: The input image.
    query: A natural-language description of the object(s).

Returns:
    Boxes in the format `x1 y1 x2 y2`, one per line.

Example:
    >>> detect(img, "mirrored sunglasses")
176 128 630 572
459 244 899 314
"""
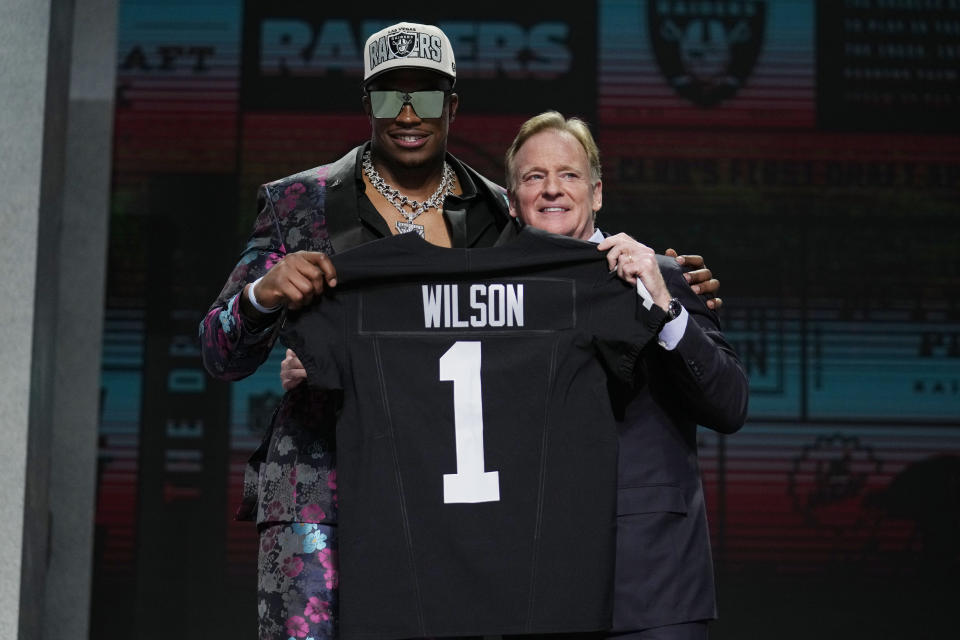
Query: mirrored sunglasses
368 90 447 119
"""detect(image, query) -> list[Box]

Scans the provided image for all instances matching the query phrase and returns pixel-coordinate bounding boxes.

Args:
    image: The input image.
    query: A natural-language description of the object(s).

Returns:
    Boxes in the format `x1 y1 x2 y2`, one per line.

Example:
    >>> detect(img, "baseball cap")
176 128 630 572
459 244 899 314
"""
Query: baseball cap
363 22 456 86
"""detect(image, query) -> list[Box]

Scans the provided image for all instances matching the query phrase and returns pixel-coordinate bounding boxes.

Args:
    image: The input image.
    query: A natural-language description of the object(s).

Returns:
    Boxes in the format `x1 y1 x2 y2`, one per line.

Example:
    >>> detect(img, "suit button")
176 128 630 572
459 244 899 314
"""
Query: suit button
688 360 703 378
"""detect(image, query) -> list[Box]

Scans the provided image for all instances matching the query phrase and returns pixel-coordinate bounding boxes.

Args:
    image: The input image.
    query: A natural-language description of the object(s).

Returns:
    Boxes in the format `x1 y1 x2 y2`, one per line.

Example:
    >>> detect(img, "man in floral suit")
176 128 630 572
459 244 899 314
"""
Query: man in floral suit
200 22 513 640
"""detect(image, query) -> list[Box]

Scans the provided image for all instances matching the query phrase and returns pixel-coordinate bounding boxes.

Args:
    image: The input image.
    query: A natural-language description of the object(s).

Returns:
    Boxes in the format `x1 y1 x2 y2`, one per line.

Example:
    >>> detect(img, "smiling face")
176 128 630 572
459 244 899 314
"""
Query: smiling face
363 68 458 174
508 129 602 241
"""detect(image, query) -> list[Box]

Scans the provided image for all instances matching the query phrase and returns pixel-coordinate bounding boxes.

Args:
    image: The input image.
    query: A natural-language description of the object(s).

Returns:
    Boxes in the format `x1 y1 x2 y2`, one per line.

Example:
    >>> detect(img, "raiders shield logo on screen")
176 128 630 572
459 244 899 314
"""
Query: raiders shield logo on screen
648 1 766 107
787 434 881 535
389 31 417 58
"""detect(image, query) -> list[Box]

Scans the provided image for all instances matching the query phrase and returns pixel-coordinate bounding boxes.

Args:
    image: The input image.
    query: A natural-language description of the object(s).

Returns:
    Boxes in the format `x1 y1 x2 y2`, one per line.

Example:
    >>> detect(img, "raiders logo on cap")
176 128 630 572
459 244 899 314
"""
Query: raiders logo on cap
389 30 417 58
364 22 457 85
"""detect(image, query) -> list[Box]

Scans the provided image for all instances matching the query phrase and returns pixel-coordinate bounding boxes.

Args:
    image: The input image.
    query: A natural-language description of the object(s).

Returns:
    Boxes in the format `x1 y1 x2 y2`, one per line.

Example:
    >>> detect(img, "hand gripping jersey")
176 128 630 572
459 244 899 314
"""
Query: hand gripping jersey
281 228 667 640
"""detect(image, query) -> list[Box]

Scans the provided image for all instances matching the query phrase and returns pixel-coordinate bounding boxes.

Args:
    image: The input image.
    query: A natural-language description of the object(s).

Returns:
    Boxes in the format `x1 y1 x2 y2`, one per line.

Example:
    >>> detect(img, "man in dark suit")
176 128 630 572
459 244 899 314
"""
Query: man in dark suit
503 111 749 640
608 258 747 639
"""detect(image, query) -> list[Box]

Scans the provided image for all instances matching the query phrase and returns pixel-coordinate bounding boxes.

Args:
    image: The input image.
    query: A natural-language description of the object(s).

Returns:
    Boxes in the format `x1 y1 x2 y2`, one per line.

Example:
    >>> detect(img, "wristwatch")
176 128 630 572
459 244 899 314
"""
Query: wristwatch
665 297 682 322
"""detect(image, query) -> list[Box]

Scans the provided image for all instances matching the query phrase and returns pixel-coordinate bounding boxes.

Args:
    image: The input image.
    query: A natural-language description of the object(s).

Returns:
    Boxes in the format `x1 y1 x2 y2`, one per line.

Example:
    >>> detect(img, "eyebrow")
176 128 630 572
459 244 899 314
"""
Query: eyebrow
521 164 582 175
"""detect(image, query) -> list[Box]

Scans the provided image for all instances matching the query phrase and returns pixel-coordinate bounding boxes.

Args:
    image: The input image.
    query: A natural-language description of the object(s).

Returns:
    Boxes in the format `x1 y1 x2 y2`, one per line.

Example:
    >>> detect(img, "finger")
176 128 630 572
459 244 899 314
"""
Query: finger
615 257 637 285
626 252 663 287
706 296 723 311
288 255 329 293
285 364 307 378
617 250 638 279
303 252 338 287
596 232 633 250
278 272 320 309
696 278 720 295
281 368 308 391
294 255 338 297
598 239 623 271
604 244 626 271
664 248 678 258
300 251 329 265
684 267 714 286
679 254 704 269
596 237 616 252
606 250 619 272
260 258 321 303
281 349 303 370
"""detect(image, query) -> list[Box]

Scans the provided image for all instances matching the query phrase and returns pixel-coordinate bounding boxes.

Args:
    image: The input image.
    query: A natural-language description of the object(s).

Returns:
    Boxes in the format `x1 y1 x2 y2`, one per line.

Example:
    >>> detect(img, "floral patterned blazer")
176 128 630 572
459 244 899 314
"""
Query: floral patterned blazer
200 142 510 526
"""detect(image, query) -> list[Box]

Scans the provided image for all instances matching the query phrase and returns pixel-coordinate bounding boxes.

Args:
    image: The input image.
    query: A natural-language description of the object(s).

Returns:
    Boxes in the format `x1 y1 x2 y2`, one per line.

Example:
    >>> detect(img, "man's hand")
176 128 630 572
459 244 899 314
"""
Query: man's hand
597 233 672 311
280 348 307 391
250 251 338 311
665 248 723 311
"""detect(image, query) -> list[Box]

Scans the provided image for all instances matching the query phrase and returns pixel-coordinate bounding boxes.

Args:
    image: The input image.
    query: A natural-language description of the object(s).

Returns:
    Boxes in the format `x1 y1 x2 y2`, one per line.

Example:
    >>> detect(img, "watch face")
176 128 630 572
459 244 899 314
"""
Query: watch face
668 298 682 320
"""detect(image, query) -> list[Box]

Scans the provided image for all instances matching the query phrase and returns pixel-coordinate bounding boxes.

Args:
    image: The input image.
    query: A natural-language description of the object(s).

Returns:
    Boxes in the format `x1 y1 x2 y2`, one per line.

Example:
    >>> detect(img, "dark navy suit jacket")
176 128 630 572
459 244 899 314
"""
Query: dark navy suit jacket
612 256 748 631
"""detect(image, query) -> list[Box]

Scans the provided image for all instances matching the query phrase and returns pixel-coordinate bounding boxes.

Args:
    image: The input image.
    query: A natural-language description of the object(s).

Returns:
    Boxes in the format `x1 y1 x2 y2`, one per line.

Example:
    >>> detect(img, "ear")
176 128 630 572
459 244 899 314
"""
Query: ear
507 190 520 219
591 179 603 217
361 93 372 117
448 92 459 122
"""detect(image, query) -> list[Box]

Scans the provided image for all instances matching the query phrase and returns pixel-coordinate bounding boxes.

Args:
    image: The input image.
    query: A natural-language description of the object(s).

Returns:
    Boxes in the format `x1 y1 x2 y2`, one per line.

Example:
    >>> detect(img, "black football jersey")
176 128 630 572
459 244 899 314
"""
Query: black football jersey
281 227 667 640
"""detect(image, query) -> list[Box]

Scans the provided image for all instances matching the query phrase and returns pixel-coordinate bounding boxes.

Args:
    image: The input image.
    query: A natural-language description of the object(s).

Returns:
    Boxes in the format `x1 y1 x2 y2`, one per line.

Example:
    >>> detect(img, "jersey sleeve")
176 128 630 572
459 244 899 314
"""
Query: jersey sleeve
279 294 346 391
589 275 667 384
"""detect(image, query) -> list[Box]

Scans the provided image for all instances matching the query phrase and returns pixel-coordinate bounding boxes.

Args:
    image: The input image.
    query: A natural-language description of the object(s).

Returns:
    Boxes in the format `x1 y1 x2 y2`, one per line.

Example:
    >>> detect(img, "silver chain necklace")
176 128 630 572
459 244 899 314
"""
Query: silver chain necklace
362 150 456 237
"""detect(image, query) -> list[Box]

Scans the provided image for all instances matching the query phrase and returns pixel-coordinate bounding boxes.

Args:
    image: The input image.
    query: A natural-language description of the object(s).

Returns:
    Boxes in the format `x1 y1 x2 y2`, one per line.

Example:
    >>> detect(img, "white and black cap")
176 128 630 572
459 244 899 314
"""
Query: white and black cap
363 22 456 86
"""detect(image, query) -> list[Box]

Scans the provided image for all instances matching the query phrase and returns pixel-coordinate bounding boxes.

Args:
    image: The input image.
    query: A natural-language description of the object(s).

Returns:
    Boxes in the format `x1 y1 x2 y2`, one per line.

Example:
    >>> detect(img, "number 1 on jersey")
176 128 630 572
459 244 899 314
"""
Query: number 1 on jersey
440 341 500 504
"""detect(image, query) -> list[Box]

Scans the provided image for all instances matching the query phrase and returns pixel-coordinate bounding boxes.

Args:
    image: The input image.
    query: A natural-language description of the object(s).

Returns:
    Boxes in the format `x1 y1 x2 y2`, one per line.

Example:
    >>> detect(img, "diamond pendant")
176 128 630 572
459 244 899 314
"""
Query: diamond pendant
396 221 425 237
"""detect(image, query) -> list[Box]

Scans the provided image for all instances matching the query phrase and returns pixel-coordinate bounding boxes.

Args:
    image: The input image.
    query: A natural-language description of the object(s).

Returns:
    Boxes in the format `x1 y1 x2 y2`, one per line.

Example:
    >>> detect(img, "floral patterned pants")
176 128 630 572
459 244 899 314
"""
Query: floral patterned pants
257 522 339 640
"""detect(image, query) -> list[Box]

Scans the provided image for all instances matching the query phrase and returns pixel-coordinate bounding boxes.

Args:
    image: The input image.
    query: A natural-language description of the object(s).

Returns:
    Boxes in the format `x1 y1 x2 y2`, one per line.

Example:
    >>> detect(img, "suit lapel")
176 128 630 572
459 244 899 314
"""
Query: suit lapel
449 155 508 247
324 144 390 250
446 208 468 247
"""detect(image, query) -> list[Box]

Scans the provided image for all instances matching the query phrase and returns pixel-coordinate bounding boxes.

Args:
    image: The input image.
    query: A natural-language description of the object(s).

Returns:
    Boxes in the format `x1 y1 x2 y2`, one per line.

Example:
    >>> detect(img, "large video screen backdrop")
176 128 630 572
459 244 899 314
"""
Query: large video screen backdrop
96 1 959 637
